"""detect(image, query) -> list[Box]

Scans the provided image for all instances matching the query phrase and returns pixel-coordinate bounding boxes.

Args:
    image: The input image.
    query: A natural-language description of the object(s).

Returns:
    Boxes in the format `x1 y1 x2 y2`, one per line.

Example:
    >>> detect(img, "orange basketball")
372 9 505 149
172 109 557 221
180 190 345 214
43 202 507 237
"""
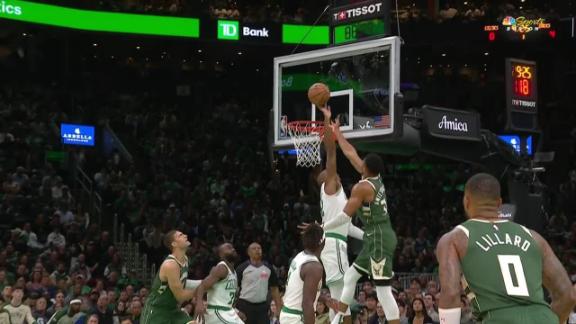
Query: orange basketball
307 83 330 107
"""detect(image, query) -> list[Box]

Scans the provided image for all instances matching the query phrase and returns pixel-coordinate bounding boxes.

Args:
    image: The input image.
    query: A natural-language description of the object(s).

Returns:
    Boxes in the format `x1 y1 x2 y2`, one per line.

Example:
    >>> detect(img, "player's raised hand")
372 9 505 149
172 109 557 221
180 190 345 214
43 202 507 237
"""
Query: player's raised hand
318 105 331 120
330 116 342 138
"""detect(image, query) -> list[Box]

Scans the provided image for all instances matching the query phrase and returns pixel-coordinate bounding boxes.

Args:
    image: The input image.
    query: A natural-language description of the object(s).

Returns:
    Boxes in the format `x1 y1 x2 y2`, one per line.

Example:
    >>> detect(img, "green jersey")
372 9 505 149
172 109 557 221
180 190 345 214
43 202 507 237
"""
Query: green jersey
458 219 551 319
145 255 189 311
352 175 397 279
357 176 392 229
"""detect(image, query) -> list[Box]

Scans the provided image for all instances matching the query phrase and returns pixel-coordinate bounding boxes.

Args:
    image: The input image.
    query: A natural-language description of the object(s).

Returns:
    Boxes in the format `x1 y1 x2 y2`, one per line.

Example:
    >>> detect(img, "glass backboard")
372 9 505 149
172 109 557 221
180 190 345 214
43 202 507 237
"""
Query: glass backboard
273 36 401 148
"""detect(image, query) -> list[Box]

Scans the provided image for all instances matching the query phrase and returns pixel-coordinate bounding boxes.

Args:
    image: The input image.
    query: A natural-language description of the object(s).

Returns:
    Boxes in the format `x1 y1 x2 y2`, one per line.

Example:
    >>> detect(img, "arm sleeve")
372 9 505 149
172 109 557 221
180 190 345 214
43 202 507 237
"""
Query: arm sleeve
322 211 350 230
348 224 364 240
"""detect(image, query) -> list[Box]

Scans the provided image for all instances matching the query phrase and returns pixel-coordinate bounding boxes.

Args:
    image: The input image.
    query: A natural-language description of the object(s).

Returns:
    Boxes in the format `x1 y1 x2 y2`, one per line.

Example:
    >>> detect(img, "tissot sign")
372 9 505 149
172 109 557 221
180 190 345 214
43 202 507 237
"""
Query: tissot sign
331 0 387 25
423 106 481 141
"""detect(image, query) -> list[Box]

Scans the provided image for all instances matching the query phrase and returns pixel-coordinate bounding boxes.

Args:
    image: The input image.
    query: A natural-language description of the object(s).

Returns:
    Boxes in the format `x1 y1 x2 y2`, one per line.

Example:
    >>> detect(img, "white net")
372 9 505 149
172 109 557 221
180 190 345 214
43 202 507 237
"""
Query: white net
287 121 324 168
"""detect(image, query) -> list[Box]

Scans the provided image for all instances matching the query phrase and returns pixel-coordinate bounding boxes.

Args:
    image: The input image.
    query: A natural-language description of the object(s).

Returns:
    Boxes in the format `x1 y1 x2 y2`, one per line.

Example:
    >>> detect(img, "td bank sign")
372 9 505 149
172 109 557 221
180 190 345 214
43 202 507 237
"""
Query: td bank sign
217 20 270 41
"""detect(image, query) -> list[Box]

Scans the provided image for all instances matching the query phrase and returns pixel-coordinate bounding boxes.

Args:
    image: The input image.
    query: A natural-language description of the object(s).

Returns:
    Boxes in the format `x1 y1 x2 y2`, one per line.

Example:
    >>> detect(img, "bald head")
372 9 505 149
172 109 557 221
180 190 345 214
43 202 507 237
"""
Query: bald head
247 242 262 262
218 243 238 264
465 173 501 201
463 173 502 218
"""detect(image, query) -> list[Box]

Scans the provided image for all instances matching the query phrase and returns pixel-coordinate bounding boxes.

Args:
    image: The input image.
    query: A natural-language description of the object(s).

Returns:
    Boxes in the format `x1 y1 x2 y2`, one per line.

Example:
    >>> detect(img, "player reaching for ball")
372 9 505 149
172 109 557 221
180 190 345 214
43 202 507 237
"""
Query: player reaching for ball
324 119 400 324
313 104 365 323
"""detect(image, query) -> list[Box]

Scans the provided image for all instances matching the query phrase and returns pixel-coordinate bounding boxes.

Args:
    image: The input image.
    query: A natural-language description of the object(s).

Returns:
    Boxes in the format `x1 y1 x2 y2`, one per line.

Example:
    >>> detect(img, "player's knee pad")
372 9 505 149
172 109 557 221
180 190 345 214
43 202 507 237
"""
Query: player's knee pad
376 286 399 320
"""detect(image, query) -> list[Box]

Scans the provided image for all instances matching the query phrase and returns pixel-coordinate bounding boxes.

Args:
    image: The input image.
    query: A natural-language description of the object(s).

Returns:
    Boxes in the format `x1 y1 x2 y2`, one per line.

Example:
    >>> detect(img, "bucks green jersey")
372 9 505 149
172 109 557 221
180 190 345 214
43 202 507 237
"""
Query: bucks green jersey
458 219 550 319
145 255 189 311
207 261 238 308
357 176 392 229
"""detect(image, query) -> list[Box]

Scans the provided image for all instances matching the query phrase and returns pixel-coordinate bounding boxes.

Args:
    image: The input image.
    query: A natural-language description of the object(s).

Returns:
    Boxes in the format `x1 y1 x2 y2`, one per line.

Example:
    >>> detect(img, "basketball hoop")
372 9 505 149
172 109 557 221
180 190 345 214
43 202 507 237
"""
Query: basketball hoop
287 121 324 168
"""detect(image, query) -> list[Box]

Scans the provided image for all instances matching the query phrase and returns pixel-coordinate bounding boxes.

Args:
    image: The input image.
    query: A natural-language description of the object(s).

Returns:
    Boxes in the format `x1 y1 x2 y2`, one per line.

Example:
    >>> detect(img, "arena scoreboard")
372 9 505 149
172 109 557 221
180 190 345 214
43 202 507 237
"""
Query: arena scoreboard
331 0 390 45
506 58 538 131
333 19 388 45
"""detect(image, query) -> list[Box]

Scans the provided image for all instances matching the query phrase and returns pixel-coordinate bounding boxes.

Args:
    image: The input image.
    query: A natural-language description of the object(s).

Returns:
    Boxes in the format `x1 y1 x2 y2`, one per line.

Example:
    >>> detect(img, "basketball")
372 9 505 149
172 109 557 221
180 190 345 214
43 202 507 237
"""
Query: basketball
308 83 330 107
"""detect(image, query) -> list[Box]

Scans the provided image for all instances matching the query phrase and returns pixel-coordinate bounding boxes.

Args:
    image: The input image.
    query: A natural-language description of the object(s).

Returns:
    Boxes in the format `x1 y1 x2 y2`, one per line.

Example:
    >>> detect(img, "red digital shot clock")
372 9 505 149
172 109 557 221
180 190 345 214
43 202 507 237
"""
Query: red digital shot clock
512 64 533 97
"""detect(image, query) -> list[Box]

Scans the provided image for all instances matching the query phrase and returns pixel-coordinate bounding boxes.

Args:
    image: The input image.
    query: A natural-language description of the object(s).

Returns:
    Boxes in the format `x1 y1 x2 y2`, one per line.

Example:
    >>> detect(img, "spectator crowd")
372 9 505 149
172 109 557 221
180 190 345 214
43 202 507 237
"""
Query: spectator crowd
1 26 576 321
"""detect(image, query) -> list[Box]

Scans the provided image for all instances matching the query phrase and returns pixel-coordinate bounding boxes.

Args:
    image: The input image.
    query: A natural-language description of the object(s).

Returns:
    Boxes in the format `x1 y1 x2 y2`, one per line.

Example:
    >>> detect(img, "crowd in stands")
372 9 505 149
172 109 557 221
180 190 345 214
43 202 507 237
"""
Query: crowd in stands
0 55 575 323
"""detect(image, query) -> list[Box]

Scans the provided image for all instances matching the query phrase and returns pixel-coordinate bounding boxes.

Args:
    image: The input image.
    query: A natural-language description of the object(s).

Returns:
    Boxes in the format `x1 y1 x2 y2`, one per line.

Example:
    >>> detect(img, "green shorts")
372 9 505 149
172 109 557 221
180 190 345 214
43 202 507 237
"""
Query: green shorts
352 224 397 280
140 307 193 324
480 305 558 324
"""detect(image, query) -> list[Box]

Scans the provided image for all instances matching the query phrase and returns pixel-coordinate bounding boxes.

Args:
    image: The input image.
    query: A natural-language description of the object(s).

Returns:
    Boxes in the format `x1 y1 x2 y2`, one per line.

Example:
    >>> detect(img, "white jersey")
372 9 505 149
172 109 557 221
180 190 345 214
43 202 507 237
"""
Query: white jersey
320 182 349 237
283 252 322 313
207 261 238 308
4 303 34 324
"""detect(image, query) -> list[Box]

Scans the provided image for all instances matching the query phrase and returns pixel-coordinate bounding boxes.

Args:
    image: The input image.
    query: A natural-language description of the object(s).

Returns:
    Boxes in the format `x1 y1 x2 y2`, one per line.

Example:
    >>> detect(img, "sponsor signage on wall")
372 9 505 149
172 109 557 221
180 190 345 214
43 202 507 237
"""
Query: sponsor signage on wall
331 0 388 25
61 123 95 146
217 20 274 42
423 105 481 141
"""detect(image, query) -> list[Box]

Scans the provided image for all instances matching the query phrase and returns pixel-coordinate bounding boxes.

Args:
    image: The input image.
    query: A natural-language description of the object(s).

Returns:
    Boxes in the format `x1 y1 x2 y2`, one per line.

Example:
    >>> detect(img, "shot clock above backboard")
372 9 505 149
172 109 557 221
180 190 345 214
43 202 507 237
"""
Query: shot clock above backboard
506 58 538 131
507 59 537 112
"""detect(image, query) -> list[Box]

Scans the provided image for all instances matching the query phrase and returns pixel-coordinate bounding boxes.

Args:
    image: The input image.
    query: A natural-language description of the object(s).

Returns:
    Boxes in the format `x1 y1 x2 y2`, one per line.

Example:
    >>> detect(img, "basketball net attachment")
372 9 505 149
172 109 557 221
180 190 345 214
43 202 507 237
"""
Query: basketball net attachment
287 121 324 168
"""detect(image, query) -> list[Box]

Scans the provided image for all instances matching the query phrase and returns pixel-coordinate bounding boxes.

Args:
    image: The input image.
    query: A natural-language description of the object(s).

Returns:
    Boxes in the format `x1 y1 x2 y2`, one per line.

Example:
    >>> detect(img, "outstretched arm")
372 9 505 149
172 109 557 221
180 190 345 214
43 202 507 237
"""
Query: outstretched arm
331 118 363 174
319 106 339 195
322 183 370 230
533 231 576 324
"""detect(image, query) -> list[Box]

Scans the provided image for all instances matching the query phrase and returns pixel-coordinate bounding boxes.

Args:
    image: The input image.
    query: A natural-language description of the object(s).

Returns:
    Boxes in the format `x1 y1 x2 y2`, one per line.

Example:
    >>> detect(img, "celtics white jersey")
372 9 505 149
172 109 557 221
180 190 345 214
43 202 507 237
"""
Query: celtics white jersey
320 183 349 237
207 261 238 308
283 251 322 312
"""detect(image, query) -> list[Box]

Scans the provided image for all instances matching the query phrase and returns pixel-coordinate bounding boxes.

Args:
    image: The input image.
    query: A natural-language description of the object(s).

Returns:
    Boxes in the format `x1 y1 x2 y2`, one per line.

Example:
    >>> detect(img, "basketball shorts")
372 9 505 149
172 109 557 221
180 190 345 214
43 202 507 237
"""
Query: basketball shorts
321 233 349 285
480 304 558 324
279 307 303 324
353 224 397 280
205 306 245 324
140 306 193 324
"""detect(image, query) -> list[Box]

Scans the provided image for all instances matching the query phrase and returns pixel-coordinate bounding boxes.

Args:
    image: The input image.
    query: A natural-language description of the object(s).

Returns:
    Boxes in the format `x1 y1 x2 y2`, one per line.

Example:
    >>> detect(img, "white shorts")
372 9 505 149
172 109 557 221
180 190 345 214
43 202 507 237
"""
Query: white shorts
205 307 244 324
279 311 303 324
321 235 349 285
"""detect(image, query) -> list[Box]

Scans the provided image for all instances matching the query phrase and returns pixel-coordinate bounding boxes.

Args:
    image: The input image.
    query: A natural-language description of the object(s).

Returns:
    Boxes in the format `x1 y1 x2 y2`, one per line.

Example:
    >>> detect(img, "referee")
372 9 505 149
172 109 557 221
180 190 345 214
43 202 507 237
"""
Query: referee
236 242 283 324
